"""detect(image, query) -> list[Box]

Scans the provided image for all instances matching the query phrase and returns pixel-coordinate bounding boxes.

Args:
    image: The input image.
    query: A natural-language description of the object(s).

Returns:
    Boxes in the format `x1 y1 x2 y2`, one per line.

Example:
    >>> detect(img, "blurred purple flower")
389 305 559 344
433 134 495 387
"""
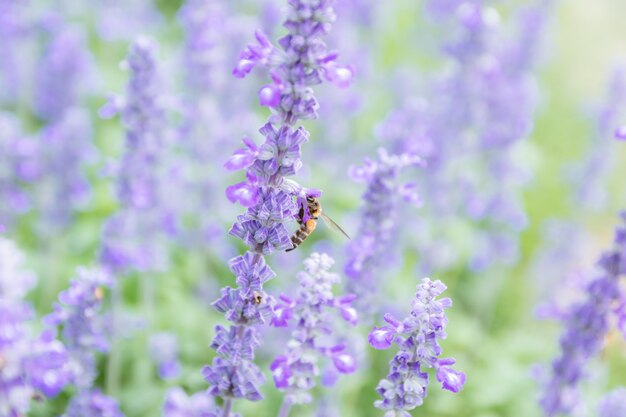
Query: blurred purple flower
0 0 32 105
94 0 162 41
569 68 626 209
345 148 422 319
599 387 626 417
163 387 220 417
0 113 42 229
35 108 97 234
34 16 95 122
539 213 626 416
379 0 550 273
369 278 465 412
149 332 181 380
0 237 72 415
45 268 113 391
100 37 177 274
65 389 125 417
269 253 357 406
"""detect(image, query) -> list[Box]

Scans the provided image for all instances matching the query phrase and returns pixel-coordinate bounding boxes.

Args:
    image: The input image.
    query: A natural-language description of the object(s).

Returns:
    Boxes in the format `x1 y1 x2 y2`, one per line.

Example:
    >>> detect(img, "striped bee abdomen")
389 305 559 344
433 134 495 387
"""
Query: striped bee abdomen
286 219 317 252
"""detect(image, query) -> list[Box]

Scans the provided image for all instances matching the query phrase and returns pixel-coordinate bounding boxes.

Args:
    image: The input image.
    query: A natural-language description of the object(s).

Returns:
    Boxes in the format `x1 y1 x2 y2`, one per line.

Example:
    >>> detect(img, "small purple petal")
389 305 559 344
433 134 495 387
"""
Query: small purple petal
436 365 466 393
225 182 259 207
233 59 255 78
332 352 357 374
368 326 395 350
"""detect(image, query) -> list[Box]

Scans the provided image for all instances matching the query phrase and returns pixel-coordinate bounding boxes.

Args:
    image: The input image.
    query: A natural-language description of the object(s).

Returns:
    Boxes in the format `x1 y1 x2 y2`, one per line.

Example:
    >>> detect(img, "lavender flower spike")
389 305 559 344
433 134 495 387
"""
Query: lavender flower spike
345 148 422 320
204 1 352 414
270 253 357 410
1 237 72 416
100 37 174 274
540 212 626 416
369 278 465 414
45 267 124 417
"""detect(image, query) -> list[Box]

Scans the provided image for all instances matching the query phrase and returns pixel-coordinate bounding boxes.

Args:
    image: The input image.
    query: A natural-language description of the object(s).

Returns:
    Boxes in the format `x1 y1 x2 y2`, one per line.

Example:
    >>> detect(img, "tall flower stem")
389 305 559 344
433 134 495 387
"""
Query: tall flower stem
277 399 291 417
221 398 233 417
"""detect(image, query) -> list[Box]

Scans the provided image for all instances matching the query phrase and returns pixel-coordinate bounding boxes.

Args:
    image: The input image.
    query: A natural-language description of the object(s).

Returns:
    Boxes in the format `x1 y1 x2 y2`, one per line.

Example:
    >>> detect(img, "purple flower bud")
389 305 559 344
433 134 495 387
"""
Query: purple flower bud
368 326 396 350
225 137 259 171
258 84 282 107
323 63 355 88
270 356 292 388
226 182 260 207
233 30 275 78
616 126 626 140
332 352 357 374
435 361 466 393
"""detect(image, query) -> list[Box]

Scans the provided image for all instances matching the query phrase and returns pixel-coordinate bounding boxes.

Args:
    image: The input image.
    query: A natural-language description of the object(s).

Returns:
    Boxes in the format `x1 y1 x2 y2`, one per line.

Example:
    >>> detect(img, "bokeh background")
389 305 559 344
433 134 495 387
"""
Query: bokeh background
2 0 626 416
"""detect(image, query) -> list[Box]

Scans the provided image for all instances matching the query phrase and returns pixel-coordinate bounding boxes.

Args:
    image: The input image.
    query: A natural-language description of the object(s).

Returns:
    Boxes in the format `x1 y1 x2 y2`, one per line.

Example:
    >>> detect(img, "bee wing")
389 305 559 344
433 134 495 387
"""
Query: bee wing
320 213 351 240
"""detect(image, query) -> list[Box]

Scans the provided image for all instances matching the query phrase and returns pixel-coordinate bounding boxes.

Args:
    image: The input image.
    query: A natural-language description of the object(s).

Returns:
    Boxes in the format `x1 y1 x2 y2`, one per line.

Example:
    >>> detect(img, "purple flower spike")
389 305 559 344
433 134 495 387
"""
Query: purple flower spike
45 267 114 404
540 214 626 416
0 237 72 415
214 0 352 412
371 278 464 413
270 253 358 404
345 148 423 319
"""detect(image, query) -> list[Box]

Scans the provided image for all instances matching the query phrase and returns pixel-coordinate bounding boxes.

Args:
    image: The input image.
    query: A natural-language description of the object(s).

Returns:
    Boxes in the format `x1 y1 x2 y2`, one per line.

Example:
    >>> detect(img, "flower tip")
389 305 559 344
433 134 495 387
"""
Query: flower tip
233 59 255 78
327 64 355 88
368 326 395 350
258 84 281 107
333 353 357 374
436 366 466 393
616 126 626 140
225 182 259 207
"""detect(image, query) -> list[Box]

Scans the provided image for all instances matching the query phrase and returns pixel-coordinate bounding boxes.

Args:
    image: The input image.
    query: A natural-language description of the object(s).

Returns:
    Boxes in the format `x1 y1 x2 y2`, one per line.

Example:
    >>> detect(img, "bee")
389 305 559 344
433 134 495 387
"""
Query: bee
252 291 263 304
286 195 350 252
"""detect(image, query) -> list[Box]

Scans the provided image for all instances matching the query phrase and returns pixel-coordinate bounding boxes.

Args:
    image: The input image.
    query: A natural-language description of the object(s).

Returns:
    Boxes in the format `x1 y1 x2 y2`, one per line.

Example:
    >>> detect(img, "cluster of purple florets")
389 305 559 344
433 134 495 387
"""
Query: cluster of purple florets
540 212 626 416
270 253 358 405
369 278 466 412
0 237 71 415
